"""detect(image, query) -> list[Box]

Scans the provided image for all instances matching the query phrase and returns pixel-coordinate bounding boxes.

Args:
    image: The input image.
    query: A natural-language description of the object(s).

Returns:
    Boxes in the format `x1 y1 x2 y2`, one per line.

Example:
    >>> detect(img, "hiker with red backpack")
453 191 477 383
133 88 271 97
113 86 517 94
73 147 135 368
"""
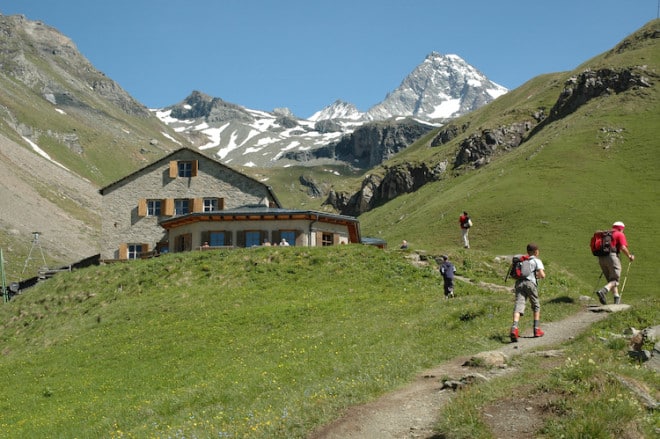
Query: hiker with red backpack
509 243 546 342
459 211 472 249
593 221 635 305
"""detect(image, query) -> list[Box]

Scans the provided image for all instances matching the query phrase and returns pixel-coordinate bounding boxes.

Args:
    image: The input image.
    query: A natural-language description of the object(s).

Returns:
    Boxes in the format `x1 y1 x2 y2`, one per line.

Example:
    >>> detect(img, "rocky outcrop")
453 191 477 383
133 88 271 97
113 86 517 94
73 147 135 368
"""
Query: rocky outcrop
299 175 324 198
550 67 652 120
453 121 534 169
311 119 435 169
430 122 471 147
325 161 446 216
170 91 254 124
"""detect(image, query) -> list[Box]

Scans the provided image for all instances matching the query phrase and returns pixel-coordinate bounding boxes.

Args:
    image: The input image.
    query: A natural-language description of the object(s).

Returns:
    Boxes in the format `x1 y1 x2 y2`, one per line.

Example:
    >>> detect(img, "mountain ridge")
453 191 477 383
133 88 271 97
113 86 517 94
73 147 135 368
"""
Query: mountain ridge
154 52 507 169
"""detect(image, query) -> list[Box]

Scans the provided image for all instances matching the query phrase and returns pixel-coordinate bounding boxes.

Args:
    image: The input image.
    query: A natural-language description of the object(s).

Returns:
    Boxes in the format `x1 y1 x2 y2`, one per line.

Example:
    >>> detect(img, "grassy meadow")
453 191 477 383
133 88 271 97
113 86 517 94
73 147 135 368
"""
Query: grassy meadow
0 244 597 438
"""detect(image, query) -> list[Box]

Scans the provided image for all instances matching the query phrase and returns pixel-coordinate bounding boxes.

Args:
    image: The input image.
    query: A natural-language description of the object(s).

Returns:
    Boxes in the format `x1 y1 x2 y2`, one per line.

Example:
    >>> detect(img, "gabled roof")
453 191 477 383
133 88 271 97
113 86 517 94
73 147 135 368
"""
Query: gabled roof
98 147 282 207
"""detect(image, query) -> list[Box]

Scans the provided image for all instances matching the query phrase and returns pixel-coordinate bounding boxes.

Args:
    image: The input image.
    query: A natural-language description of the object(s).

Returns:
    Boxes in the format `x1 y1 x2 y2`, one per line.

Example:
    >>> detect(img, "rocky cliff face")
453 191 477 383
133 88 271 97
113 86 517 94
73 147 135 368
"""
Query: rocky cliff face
288 119 436 168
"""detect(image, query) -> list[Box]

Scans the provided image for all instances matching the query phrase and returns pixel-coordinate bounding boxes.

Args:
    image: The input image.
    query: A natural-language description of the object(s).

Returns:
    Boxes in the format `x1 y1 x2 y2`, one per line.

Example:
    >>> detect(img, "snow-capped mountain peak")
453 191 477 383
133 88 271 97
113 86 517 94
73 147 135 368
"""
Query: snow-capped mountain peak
308 100 363 122
364 51 507 121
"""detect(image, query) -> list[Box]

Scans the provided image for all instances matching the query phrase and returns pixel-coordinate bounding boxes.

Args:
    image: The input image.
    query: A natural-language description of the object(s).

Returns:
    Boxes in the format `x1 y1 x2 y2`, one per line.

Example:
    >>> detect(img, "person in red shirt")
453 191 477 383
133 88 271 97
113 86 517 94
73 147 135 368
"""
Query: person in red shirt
595 221 635 305
459 211 471 248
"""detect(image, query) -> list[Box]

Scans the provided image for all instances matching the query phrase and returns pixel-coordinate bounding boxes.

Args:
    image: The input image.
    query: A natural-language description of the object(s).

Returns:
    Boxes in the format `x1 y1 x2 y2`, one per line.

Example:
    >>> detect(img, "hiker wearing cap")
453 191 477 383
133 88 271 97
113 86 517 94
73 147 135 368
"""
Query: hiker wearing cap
595 221 635 305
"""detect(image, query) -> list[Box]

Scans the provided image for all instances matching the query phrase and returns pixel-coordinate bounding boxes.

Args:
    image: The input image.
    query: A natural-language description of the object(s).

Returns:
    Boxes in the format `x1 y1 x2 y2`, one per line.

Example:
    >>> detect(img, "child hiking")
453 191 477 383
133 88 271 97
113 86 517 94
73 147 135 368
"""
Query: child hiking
439 255 456 299
509 243 546 342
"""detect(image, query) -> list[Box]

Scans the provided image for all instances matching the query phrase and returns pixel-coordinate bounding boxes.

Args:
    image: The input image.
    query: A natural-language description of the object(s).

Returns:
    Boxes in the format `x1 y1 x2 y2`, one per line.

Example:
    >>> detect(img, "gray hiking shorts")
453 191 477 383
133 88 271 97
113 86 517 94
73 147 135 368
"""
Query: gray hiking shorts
513 279 540 315
598 253 621 283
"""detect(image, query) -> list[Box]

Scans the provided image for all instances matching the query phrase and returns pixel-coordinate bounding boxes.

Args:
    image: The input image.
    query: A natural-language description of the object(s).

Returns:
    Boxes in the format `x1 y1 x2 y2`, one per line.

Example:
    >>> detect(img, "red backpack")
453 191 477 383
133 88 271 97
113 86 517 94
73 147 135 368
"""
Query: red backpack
590 230 614 256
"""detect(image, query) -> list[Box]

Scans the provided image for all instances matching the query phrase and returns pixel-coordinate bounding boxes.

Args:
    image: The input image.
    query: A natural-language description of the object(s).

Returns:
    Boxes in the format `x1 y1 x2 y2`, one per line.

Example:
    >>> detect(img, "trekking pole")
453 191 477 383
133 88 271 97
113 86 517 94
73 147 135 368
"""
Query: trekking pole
620 259 632 294
593 271 603 293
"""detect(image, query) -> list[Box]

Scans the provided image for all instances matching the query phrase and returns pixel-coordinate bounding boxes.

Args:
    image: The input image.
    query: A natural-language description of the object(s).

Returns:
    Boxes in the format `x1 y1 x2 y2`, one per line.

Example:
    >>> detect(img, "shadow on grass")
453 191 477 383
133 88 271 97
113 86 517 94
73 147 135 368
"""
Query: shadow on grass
547 296 575 304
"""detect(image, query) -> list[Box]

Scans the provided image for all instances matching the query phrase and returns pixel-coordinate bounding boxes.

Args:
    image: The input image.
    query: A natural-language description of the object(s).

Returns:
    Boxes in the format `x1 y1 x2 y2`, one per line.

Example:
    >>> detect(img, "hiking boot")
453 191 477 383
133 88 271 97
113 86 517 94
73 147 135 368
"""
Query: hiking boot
534 327 545 338
596 288 607 305
613 295 621 305
510 327 519 343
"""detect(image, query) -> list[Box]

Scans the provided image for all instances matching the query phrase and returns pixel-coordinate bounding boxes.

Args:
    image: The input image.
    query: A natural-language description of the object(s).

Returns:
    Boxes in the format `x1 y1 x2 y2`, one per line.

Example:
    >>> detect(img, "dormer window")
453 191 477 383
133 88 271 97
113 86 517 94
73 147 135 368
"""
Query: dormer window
178 161 192 177
169 160 198 178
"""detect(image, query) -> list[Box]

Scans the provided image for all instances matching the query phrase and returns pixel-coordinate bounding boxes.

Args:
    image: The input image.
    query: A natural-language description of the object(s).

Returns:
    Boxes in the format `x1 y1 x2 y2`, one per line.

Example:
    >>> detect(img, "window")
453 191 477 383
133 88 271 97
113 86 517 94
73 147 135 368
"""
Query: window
178 161 193 177
209 231 227 246
280 230 296 246
245 231 261 247
321 233 333 246
147 199 162 216
169 160 198 178
203 198 218 212
174 199 190 215
127 244 143 260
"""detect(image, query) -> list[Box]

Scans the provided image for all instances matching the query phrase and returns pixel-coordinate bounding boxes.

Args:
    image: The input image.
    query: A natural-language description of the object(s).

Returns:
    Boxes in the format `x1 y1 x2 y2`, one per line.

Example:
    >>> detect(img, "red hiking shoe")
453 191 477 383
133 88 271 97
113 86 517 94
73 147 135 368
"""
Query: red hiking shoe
534 328 545 338
510 327 519 343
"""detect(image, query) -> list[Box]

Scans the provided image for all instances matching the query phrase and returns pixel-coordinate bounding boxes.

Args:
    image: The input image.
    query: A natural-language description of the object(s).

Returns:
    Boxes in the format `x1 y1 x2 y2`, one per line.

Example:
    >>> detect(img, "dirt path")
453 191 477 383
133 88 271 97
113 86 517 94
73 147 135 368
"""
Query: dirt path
308 305 622 439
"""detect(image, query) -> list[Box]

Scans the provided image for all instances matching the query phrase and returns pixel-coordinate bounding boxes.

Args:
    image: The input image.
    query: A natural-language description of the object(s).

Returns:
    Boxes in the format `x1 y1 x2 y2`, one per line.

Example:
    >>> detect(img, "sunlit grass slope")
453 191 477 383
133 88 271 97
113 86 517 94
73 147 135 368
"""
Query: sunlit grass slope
0 245 587 438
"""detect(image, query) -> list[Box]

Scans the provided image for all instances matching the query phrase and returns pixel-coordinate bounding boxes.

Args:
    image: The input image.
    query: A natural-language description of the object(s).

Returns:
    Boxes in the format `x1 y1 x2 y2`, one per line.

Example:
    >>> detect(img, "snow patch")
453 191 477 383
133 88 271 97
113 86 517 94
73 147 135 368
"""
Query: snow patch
22 136 69 170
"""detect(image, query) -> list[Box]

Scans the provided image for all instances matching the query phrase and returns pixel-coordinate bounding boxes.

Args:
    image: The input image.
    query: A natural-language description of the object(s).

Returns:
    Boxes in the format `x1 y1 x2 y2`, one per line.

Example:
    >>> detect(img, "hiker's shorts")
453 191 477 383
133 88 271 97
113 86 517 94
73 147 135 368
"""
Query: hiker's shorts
513 279 540 315
598 253 621 283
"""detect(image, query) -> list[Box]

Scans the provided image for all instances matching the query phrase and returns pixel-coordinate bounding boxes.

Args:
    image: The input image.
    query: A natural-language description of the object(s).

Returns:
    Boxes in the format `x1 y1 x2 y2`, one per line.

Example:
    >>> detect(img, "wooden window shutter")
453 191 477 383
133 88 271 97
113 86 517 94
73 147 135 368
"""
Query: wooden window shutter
272 230 280 244
193 198 203 213
224 231 232 246
316 231 323 247
333 234 340 245
169 161 178 178
119 243 128 260
142 243 150 252
218 197 225 210
236 231 245 247
163 198 174 216
137 198 147 217
192 160 198 176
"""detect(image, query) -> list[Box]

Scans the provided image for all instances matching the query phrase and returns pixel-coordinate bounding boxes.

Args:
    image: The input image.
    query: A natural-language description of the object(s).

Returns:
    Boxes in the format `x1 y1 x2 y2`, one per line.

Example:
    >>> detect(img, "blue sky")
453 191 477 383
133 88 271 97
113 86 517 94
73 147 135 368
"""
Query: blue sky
1 1 656 118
